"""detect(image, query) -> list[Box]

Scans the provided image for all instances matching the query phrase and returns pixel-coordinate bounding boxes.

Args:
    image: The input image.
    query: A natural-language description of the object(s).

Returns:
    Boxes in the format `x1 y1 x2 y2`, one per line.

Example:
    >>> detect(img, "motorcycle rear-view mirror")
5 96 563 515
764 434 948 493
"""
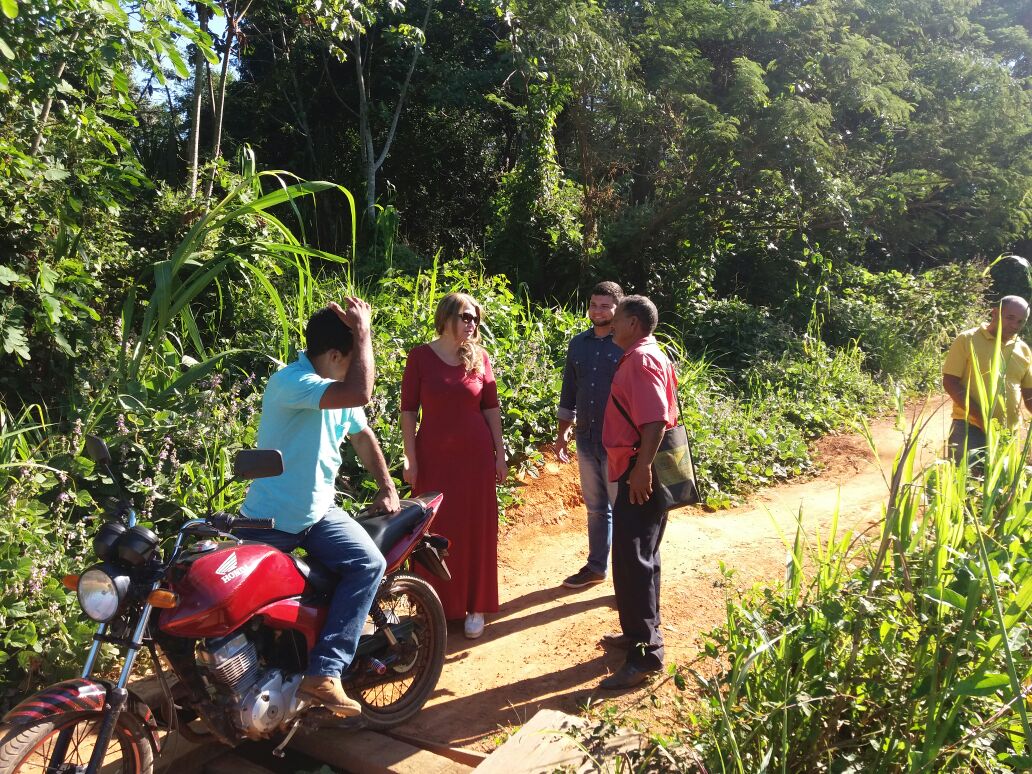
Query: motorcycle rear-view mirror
84 435 112 465
234 449 283 480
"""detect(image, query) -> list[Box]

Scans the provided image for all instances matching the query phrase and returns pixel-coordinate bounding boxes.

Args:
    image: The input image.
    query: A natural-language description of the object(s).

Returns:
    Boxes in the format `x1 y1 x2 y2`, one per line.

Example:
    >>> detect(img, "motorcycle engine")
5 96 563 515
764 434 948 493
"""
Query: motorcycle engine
196 632 303 739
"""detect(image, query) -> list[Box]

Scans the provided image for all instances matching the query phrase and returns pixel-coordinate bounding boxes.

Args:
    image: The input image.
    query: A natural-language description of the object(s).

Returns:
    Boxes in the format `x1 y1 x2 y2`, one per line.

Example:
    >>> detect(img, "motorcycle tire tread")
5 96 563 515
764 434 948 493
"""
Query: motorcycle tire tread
0 712 155 774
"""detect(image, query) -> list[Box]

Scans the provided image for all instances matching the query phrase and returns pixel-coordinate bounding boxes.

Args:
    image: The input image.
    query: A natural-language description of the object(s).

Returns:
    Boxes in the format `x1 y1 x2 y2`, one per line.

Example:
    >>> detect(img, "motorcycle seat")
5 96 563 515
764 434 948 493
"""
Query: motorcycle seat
290 555 338 594
354 499 428 554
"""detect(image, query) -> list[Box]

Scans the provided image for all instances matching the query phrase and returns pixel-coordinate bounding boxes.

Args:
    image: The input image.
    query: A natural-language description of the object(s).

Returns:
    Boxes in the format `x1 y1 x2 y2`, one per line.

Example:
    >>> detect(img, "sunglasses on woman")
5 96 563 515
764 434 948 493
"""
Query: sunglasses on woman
457 312 480 325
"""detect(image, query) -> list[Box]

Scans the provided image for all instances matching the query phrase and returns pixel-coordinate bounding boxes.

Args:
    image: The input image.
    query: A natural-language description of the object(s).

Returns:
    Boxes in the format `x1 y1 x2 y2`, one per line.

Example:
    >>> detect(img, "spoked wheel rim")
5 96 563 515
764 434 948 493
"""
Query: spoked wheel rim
9 715 141 774
357 585 433 707
347 573 446 727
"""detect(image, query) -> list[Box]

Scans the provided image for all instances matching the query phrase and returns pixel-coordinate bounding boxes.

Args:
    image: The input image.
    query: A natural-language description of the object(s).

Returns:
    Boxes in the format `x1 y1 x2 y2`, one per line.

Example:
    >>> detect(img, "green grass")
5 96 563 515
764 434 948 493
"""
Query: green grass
690 386 1032 771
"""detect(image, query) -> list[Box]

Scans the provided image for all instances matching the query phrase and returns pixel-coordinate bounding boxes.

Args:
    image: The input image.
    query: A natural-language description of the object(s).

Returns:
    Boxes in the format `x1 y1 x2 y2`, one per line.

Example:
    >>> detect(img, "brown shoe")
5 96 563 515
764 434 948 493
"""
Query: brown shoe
298 676 362 718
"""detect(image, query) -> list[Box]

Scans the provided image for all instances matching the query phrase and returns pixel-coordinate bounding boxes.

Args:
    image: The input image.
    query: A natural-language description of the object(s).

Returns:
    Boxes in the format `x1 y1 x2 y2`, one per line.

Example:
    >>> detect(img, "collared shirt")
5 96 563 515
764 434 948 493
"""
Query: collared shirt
943 323 1032 429
557 326 623 442
242 352 367 533
602 336 678 481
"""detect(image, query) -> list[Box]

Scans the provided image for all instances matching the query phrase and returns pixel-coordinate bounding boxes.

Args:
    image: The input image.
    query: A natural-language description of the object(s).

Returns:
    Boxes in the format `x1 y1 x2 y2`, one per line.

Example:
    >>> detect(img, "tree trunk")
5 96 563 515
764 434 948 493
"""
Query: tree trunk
268 19 318 176
29 31 79 157
206 1 243 199
354 0 433 223
353 36 377 222
187 3 210 198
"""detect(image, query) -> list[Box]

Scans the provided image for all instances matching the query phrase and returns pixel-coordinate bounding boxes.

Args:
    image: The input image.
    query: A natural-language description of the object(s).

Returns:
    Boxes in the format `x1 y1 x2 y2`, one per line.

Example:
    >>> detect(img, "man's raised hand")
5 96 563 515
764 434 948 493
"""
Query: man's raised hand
328 297 371 333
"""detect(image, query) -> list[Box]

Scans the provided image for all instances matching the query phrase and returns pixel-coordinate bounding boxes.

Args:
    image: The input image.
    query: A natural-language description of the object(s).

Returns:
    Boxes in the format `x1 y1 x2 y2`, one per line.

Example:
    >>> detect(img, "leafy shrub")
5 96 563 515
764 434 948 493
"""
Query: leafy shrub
0 406 97 704
680 297 797 374
824 262 986 386
692 416 1032 770
745 339 886 438
671 338 882 506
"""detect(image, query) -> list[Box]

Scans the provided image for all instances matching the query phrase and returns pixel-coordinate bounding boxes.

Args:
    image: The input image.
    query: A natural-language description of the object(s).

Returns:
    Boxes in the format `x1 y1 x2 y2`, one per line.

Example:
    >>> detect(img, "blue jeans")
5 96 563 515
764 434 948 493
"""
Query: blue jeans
576 436 617 576
236 508 386 677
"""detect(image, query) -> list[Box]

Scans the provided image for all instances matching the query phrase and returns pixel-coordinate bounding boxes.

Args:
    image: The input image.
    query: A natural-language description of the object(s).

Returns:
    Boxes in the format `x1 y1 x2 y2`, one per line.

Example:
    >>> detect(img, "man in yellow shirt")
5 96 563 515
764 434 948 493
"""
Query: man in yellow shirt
942 295 1032 463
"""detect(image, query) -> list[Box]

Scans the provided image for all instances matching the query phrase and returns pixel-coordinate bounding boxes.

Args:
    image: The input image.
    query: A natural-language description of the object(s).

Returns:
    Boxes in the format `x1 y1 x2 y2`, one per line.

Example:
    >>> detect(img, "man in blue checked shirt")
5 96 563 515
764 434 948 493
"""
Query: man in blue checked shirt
555 281 624 588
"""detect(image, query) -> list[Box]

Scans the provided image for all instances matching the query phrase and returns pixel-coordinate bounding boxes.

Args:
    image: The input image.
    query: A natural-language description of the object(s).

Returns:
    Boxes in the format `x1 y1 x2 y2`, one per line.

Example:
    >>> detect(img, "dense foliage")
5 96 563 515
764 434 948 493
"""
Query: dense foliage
689 398 1032 771
1 0 1028 767
201 0 1032 300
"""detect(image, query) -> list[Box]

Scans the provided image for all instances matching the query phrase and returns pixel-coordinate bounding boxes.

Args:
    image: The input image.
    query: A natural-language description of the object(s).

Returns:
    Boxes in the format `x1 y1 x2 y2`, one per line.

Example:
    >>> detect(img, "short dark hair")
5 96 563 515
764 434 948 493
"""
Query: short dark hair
618 295 659 334
305 307 354 359
591 281 623 302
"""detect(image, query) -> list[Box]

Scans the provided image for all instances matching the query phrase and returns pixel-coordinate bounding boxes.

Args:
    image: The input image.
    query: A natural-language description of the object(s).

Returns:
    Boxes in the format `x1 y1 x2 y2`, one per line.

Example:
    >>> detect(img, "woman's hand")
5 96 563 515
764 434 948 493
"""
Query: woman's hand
403 457 418 490
494 456 508 484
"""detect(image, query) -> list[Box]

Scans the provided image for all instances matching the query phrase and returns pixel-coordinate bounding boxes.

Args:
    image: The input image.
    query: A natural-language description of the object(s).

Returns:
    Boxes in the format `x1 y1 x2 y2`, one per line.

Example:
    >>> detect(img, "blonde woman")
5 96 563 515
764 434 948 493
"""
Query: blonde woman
400 292 506 639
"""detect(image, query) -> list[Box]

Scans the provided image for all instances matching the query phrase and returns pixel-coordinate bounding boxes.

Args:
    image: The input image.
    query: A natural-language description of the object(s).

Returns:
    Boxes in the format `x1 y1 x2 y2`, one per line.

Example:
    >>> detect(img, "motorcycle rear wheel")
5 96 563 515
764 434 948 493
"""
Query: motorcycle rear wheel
349 572 447 730
0 713 154 774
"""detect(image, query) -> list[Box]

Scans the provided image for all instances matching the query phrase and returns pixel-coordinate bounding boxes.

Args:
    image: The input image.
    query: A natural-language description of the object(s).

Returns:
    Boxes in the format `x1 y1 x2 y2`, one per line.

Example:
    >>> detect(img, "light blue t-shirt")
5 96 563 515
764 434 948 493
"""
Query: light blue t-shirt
241 352 367 533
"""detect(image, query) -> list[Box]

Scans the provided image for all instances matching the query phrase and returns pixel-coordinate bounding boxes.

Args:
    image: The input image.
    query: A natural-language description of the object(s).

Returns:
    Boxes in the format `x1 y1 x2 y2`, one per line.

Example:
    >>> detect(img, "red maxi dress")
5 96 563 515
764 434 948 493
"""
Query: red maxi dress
400 344 500 620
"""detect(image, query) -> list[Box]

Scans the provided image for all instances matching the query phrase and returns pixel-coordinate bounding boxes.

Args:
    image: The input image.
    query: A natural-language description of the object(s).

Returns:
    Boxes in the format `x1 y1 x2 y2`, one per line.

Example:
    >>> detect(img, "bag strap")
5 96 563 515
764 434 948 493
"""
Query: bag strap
656 342 686 422
611 347 685 436
656 344 701 498
611 394 641 442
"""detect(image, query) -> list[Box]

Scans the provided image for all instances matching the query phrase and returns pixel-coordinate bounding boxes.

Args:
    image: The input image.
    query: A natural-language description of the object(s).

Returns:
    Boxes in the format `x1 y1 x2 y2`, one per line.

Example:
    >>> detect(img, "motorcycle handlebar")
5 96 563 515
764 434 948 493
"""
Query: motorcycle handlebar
210 513 276 531
235 517 276 530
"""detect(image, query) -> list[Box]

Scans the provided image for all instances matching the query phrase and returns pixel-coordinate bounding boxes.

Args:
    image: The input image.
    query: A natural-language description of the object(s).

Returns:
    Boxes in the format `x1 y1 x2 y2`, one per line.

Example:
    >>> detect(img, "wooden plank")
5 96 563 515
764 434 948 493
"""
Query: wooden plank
383 730 489 767
204 752 278 774
291 728 473 774
475 709 645 773
154 730 227 772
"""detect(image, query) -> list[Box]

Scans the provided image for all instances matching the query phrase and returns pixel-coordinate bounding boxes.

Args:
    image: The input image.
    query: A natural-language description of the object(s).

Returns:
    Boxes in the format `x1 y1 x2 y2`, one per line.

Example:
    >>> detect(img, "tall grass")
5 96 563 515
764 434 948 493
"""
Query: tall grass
117 149 357 399
694 376 1032 770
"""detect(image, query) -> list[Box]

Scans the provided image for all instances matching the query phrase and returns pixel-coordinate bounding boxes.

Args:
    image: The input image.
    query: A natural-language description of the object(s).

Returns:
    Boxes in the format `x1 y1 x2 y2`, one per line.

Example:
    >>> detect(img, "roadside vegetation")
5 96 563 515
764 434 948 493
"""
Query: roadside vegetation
0 159 983 698
2 0 1030 766
691 412 1032 771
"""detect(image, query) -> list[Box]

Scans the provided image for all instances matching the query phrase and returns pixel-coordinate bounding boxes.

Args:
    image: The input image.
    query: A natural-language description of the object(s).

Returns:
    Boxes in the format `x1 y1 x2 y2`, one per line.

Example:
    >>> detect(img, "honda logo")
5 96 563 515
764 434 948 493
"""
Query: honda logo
215 552 247 584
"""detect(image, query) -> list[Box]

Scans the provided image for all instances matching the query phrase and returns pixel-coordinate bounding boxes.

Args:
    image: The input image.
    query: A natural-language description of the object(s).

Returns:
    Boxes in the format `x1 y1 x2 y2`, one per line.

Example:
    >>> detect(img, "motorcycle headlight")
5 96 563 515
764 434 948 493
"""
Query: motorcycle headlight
77 564 130 622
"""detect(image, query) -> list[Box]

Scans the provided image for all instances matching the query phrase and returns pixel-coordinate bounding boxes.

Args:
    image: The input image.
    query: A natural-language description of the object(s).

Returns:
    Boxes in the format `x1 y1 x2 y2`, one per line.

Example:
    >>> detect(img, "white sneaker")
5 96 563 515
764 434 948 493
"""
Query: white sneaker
464 612 485 639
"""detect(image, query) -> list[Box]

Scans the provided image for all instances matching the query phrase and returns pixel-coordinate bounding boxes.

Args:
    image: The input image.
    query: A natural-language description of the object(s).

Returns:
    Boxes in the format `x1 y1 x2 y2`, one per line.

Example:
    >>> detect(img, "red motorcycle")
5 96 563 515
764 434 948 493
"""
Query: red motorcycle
0 436 451 774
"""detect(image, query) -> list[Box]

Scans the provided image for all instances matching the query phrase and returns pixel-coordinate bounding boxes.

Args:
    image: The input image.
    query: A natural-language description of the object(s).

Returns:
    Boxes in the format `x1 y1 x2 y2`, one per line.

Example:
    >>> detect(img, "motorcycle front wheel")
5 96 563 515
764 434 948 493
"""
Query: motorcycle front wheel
349 572 447 730
0 712 154 774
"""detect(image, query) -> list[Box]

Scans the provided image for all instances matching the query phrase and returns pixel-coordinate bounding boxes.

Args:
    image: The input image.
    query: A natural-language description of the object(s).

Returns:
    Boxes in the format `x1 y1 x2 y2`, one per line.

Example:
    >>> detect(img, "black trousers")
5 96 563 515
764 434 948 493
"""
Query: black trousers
611 468 669 670
947 419 987 466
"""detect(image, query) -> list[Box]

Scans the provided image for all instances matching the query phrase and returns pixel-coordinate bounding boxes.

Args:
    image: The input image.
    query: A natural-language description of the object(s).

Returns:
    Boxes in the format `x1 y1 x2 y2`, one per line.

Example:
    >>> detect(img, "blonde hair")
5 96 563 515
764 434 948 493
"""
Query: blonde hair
434 292 485 374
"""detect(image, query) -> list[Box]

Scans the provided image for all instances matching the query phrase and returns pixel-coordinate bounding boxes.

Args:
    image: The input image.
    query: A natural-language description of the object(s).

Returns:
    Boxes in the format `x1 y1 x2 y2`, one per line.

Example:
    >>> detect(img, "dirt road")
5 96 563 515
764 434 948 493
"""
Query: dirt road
397 399 952 751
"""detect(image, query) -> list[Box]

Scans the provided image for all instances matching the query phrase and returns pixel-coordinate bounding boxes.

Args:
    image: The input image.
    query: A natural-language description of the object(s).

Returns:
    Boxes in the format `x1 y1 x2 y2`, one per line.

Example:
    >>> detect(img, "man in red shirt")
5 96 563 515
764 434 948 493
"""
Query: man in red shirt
598 295 678 689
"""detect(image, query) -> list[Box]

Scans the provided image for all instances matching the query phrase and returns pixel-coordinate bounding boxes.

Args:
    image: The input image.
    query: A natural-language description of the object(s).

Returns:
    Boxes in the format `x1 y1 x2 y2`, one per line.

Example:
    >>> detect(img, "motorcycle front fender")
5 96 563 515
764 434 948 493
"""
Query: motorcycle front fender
2 678 162 754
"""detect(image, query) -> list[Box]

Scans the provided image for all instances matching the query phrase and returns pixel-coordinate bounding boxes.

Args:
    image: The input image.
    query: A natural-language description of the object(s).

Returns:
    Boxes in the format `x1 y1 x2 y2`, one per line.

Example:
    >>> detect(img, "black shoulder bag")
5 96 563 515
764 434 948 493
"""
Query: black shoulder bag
611 388 701 511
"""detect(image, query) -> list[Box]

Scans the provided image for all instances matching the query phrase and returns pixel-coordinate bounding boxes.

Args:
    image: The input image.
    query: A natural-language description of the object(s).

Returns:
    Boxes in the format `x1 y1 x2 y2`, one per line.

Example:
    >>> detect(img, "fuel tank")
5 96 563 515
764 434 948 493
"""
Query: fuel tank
159 542 307 638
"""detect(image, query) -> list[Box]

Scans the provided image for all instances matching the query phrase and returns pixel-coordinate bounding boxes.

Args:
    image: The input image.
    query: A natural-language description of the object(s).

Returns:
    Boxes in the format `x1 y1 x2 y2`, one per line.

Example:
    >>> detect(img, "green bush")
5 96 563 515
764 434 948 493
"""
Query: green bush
692 414 1032 770
824 262 986 387
679 297 797 375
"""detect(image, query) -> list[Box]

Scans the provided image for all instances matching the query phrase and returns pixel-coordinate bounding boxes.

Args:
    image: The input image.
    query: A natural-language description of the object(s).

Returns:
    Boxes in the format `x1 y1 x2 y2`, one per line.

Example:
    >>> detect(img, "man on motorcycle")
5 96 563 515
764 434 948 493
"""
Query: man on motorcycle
236 298 399 718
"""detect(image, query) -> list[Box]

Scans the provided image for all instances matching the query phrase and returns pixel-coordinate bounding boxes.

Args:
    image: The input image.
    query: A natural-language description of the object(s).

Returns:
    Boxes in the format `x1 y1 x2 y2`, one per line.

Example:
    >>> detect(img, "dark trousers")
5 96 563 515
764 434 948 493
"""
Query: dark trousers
611 470 669 670
948 419 987 467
